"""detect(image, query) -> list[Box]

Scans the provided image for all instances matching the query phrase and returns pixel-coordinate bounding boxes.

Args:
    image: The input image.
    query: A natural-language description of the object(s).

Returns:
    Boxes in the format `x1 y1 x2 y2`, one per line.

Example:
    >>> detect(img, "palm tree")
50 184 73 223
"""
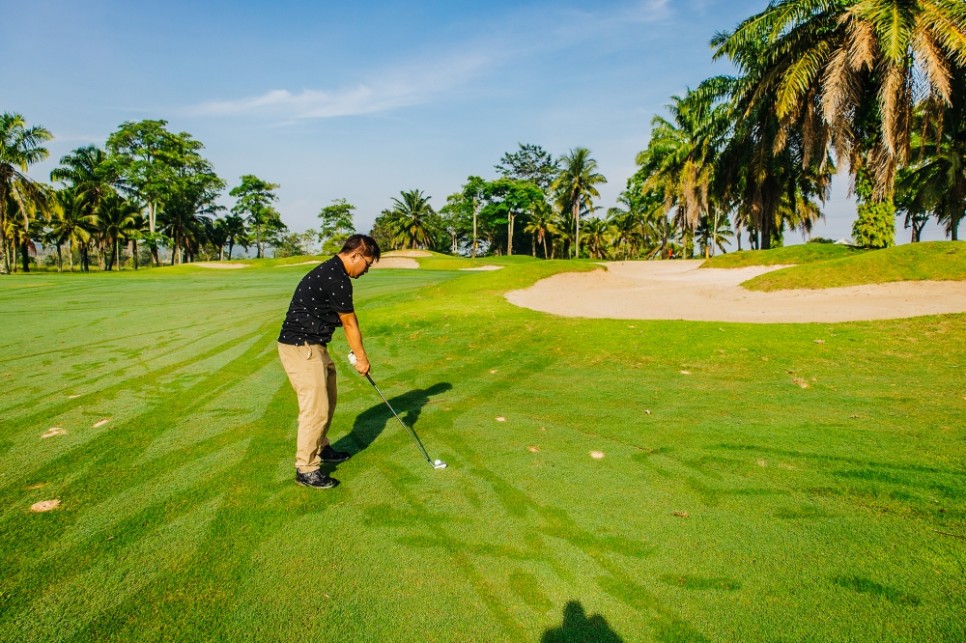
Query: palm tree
218 213 249 259
95 192 141 270
637 82 733 255
523 200 558 258
896 66 966 241
47 187 96 271
1 113 52 274
385 189 439 250
50 145 118 221
697 211 734 257
581 217 612 259
552 148 607 258
713 0 966 228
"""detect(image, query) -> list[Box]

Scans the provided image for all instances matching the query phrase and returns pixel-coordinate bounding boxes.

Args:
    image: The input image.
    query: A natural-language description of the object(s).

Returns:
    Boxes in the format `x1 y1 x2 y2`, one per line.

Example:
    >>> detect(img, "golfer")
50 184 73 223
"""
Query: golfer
277 234 380 489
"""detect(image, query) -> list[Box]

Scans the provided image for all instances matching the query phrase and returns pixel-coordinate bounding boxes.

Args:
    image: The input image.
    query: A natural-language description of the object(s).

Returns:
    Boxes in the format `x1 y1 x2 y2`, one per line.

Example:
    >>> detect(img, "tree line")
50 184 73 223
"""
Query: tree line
0 116 302 273
371 1 966 259
3 2 965 272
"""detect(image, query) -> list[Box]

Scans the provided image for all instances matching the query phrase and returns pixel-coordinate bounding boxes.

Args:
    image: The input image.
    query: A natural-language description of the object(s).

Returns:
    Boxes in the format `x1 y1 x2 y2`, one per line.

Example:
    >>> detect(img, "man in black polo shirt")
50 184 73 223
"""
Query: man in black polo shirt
277 234 380 489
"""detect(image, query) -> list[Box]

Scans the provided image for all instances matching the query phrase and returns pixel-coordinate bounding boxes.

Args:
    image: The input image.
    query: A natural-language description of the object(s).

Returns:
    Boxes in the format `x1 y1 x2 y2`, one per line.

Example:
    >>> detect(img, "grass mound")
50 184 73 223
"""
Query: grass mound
742 241 966 291
703 242 862 268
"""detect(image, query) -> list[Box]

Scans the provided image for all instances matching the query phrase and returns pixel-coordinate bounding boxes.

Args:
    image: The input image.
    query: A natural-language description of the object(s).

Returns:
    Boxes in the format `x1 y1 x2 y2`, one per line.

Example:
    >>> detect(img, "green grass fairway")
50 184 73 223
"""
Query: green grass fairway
2 253 965 641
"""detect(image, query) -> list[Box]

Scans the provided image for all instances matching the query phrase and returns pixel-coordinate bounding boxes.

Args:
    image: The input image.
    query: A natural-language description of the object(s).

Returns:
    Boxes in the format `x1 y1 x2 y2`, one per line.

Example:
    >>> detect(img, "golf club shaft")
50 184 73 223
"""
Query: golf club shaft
365 373 433 463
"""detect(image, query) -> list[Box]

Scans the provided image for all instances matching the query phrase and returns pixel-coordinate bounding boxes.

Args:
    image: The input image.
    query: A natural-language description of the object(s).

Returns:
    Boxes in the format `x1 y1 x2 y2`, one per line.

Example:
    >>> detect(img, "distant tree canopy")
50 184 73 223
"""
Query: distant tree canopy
317 198 356 254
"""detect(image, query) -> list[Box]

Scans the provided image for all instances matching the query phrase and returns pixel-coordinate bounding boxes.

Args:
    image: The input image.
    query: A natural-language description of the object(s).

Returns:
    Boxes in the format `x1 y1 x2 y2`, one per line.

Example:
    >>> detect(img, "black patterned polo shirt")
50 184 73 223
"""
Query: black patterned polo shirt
278 255 354 346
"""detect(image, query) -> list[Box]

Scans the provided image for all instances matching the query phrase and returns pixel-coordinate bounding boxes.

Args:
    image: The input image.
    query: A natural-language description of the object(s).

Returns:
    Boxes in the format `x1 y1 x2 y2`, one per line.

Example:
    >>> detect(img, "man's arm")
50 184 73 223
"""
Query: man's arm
338 311 370 375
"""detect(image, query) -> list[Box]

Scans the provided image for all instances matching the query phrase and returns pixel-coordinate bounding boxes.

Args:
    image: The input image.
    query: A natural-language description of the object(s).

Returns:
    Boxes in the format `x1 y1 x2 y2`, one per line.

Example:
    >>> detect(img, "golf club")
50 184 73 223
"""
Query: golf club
349 352 447 470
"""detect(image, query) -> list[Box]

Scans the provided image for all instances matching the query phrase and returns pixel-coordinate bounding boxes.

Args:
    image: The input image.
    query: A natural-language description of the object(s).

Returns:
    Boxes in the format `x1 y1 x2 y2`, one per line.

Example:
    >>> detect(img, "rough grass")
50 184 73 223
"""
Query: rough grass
1 257 964 641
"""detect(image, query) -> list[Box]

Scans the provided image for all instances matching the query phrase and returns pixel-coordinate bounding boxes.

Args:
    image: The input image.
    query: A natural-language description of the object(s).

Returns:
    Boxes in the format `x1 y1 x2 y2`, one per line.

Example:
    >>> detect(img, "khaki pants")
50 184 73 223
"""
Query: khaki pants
278 342 337 473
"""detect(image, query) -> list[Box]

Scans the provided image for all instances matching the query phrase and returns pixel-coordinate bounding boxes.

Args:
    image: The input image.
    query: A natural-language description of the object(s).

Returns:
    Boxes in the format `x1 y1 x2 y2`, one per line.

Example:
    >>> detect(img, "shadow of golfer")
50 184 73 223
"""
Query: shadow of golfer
541 601 624 643
334 381 452 455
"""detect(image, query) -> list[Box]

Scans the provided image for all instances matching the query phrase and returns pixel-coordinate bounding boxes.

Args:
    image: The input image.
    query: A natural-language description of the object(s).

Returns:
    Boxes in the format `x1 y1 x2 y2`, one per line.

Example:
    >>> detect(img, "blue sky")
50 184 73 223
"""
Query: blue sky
3 0 947 245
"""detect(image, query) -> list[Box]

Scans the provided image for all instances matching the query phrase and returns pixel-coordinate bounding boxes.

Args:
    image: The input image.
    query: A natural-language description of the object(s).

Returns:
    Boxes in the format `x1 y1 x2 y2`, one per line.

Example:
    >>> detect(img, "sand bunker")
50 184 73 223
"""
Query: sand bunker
193 262 249 269
384 250 432 257
373 257 419 269
461 265 503 271
506 260 966 323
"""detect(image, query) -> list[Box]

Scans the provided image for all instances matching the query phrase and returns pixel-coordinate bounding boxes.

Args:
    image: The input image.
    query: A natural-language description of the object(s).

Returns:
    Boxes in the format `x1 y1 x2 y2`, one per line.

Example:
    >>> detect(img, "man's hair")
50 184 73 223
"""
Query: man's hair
340 234 381 261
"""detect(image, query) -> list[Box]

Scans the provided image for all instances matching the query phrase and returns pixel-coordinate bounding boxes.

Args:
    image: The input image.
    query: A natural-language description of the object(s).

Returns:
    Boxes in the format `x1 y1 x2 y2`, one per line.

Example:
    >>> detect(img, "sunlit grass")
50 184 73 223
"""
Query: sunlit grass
1 254 963 641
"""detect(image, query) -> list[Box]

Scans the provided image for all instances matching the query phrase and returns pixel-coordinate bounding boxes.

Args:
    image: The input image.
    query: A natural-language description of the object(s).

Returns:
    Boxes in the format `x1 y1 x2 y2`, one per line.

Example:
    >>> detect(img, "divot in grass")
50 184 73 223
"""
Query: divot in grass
590 451 605 459
41 427 66 439
30 499 61 512
92 418 111 428
496 416 506 422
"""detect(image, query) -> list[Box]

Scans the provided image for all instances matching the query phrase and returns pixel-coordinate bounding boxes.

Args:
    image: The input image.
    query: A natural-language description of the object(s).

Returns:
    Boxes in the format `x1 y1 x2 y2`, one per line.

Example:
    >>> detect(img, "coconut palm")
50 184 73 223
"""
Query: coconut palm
95 193 141 270
896 66 966 241
552 148 607 258
697 211 734 257
638 82 732 255
47 187 96 271
607 189 666 260
1 113 52 273
217 213 248 260
581 217 612 259
50 145 118 221
385 189 439 250
523 200 558 258
713 0 966 203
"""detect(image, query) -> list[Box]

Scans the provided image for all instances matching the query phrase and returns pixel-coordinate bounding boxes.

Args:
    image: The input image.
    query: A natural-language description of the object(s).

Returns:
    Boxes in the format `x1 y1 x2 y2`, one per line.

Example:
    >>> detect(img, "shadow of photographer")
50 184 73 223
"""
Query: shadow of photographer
541 601 623 643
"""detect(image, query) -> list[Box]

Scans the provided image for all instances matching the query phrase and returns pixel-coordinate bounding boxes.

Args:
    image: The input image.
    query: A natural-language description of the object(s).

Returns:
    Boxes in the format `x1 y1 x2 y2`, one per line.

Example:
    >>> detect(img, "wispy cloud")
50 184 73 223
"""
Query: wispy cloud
190 50 494 120
189 0 671 121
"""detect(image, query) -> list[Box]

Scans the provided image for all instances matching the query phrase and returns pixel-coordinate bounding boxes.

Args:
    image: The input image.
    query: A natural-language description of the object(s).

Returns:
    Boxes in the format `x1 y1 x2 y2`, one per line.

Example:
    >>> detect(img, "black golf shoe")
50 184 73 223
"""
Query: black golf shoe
295 469 338 489
320 445 351 463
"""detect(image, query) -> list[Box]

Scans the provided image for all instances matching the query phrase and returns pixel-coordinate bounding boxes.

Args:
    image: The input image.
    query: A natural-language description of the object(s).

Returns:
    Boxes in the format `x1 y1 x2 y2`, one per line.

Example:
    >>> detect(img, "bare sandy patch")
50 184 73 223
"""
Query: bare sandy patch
384 250 432 257
506 260 966 323
460 265 503 271
372 257 419 269
41 427 66 439
30 499 61 512
281 260 323 267
193 262 250 269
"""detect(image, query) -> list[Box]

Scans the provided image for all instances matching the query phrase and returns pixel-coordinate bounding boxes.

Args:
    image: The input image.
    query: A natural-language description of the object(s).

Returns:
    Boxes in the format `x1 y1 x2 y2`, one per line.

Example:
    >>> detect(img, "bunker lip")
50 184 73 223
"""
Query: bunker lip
505 260 966 323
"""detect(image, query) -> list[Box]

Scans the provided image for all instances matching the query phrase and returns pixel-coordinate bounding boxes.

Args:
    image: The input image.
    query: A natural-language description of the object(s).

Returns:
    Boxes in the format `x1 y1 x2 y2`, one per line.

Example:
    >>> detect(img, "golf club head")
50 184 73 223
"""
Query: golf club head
433 459 447 469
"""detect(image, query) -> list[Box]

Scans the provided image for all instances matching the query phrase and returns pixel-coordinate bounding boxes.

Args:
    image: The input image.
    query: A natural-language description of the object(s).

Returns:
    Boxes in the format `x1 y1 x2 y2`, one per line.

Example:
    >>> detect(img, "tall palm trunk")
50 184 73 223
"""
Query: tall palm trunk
572 201 580 258
507 213 514 256
472 197 479 258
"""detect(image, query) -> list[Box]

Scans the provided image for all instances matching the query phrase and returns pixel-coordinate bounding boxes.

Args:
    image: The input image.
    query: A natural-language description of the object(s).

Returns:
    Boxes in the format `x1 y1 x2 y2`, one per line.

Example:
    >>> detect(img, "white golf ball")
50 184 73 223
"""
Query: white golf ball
434 459 442 465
